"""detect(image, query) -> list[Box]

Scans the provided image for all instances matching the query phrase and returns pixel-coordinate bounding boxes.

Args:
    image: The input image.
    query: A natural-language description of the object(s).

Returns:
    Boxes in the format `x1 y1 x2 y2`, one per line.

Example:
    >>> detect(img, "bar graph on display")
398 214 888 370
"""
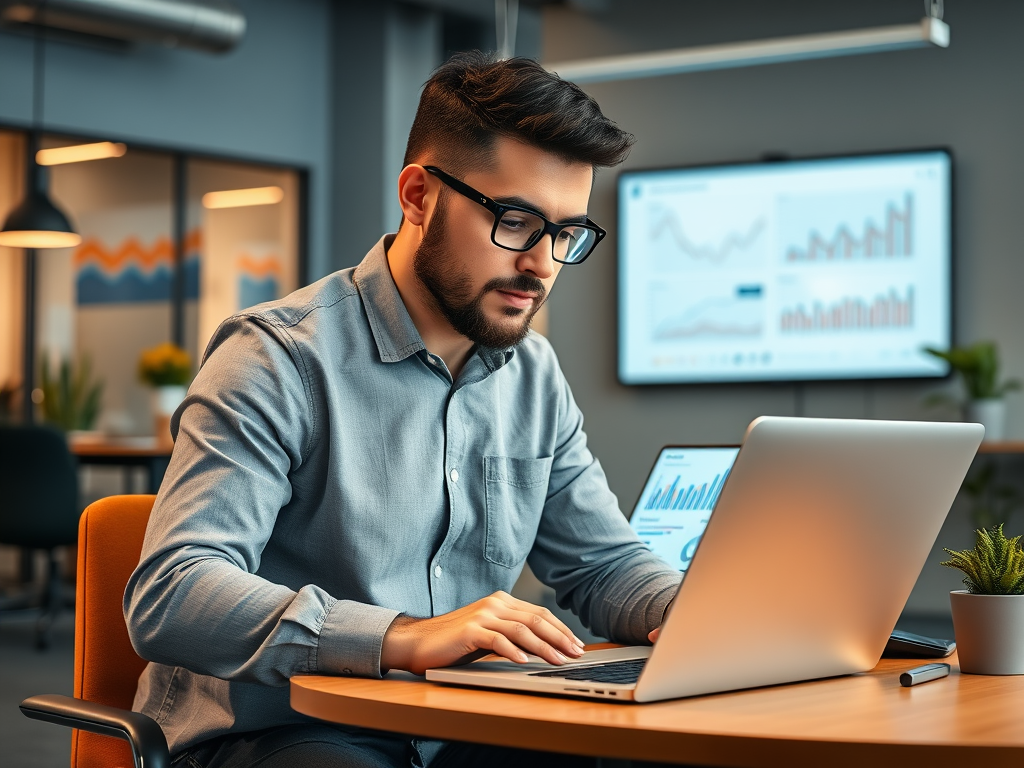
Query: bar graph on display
643 468 731 512
785 193 913 262
780 287 914 333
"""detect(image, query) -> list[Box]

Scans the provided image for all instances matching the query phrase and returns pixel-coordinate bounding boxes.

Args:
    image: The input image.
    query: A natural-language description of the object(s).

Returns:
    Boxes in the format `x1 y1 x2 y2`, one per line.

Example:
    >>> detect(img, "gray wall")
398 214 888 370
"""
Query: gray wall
542 0 1024 614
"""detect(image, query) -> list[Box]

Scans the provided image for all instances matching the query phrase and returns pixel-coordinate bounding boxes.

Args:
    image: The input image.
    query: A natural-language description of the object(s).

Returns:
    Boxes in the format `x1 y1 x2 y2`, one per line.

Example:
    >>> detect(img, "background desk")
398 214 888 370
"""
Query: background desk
69 437 172 494
292 652 1024 767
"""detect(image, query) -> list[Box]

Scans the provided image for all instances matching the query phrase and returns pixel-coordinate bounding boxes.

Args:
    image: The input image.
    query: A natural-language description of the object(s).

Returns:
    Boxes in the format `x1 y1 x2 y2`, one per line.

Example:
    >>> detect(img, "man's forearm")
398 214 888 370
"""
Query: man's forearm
125 553 400 683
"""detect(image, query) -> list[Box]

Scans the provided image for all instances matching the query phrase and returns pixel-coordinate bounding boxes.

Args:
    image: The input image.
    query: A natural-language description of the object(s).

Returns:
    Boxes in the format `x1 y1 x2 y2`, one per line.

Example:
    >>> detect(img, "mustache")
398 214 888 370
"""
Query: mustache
483 274 547 299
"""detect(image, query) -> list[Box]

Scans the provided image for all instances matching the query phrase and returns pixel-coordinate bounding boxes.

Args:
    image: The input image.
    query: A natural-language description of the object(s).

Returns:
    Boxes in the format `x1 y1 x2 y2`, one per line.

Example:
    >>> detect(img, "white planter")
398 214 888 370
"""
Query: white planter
154 385 188 416
152 385 187 446
964 398 1007 442
950 590 1024 674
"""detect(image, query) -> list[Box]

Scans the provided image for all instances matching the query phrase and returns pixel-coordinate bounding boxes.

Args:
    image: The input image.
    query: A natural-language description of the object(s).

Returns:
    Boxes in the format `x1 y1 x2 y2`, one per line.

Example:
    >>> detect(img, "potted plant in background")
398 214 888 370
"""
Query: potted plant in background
39 354 104 435
958 461 1022 531
942 524 1024 674
924 341 1021 441
138 342 192 447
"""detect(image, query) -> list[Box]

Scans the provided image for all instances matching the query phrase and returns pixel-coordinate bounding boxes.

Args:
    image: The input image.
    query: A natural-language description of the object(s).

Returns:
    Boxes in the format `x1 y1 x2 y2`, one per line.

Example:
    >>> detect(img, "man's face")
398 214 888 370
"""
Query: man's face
413 138 594 349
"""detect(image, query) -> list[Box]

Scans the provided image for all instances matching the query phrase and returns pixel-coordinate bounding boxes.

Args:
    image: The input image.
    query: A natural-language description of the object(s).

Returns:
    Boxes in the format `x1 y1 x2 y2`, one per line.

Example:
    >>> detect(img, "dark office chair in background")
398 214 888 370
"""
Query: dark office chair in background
0 424 80 648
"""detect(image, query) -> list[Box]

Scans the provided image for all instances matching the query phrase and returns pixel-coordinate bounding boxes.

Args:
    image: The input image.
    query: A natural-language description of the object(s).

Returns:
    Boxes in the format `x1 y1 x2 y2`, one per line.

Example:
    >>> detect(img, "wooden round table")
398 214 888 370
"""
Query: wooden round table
292 652 1024 767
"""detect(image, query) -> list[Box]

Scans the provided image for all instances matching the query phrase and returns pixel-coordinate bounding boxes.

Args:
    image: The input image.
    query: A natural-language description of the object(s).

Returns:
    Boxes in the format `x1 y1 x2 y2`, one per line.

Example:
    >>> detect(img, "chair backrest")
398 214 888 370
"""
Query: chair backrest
0 424 79 548
72 494 155 768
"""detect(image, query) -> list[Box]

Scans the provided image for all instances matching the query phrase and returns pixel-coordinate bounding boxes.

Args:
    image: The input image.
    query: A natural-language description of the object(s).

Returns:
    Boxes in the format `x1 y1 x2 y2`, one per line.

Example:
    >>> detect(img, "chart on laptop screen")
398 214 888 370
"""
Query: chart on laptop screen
629 447 740 572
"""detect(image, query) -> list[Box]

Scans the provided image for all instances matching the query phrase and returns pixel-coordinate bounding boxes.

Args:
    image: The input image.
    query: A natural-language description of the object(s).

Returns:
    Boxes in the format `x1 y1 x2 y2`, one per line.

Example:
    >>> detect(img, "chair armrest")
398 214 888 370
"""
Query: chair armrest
20 694 169 768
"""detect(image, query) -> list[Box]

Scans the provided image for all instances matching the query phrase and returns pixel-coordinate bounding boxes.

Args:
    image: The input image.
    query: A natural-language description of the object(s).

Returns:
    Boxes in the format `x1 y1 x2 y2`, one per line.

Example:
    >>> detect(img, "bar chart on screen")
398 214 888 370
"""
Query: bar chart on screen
630 447 740 571
782 192 914 263
780 286 915 333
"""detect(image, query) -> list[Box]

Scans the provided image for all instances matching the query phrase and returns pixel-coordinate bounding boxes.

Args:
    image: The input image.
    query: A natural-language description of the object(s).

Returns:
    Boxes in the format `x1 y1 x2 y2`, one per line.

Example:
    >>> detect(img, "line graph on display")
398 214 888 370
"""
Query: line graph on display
649 206 767 265
785 193 913 263
652 285 764 341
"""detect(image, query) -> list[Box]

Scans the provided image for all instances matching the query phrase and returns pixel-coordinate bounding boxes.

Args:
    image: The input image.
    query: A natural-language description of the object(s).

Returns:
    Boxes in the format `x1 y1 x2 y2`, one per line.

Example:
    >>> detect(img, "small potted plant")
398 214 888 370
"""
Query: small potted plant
924 341 1021 441
942 524 1024 674
39 354 104 434
137 342 191 446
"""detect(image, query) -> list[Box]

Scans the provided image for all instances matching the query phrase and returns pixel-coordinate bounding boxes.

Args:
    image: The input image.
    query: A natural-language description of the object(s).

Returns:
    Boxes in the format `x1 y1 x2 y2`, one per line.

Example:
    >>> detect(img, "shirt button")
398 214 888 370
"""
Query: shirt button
449 468 459 483
342 668 352 676
434 565 443 578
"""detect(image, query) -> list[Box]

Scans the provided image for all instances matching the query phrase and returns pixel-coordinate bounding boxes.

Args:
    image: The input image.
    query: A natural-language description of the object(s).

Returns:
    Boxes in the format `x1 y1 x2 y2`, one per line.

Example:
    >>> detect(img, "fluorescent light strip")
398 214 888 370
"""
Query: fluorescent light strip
547 18 949 84
36 142 127 165
202 186 284 209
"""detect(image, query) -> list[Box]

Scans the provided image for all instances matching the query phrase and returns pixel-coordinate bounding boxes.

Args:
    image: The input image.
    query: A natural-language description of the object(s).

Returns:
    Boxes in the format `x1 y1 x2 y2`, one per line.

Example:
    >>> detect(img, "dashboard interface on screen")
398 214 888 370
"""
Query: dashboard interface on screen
629 447 740 572
618 150 952 384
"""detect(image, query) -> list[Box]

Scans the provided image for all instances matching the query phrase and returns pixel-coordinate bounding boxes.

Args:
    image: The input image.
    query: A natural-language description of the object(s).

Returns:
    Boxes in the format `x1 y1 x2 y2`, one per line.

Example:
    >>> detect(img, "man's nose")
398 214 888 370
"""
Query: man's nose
516 234 556 279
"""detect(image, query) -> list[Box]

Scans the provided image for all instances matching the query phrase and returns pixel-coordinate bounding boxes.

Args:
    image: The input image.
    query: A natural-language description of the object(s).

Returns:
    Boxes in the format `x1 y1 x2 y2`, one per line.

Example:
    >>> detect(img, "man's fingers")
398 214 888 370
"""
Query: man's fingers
501 609 584 657
486 619 574 666
484 630 530 663
494 592 584 647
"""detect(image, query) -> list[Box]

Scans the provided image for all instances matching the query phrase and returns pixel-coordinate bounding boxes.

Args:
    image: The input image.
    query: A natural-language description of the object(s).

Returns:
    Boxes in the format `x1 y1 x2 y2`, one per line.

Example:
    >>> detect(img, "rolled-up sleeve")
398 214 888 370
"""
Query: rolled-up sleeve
527 368 681 644
124 317 397 683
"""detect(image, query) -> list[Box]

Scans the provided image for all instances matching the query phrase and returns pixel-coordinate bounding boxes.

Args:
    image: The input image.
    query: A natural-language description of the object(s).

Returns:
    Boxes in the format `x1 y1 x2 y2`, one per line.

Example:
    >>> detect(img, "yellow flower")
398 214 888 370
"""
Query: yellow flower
138 342 192 387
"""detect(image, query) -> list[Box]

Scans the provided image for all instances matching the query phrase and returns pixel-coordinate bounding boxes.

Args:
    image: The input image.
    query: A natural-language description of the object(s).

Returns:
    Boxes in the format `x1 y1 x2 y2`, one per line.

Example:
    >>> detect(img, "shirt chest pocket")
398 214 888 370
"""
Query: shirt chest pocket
483 455 553 569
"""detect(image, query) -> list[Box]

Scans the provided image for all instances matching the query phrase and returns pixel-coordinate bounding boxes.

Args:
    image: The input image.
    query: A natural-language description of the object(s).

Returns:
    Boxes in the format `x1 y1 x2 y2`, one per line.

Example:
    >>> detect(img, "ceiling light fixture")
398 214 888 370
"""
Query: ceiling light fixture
36 141 127 166
0 0 81 250
548 2 949 85
202 186 284 209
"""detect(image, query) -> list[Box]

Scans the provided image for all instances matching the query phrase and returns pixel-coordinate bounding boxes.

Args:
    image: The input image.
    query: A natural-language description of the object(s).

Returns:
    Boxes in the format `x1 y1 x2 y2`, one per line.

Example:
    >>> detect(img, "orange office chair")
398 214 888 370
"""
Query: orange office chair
20 494 169 768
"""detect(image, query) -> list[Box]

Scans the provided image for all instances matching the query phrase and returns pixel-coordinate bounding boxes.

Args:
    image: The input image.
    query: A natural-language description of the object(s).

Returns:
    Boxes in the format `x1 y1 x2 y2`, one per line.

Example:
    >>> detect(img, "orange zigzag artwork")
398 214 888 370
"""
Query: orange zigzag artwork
237 253 282 280
75 229 202 275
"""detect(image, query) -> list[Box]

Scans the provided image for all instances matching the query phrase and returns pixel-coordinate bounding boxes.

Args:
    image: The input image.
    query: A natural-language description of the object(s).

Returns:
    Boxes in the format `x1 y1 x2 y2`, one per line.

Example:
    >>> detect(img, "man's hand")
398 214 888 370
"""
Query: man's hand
647 598 674 644
381 591 586 675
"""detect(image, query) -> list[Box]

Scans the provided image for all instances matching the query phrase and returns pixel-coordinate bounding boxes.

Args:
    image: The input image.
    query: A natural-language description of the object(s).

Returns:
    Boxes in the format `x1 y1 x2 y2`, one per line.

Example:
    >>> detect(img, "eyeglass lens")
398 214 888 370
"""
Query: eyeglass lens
495 209 597 264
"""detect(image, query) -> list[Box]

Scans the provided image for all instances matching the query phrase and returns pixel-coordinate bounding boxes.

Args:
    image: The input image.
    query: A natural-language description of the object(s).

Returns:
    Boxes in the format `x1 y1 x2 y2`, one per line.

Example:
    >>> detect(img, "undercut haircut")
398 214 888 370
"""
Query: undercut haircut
403 51 635 176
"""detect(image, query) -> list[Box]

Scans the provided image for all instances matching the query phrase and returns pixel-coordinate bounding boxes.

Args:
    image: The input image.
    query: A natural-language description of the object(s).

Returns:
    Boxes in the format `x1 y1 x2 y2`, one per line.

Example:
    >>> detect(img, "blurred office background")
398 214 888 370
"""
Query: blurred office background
1 0 1023 764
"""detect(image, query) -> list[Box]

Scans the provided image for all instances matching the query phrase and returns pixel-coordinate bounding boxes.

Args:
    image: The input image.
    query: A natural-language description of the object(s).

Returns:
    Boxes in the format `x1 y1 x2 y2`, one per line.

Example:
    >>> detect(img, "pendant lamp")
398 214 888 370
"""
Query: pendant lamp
0 1 81 250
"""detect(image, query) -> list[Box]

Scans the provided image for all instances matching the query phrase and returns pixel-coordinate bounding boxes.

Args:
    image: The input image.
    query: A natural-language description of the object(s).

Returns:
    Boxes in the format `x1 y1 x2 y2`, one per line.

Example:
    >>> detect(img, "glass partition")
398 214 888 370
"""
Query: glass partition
0 129 305 438
45 137 174 436
185 159 301 363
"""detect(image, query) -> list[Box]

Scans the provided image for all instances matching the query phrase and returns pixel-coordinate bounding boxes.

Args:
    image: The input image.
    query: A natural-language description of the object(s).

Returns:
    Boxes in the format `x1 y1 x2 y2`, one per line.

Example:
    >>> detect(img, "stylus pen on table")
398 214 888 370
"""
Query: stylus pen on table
899 663 951 687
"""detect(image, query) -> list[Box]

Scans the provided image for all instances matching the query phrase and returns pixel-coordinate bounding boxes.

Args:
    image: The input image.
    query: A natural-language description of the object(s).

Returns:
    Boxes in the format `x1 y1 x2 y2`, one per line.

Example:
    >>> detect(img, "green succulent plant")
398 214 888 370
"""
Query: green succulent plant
941 524 1024 595
39 354 104 432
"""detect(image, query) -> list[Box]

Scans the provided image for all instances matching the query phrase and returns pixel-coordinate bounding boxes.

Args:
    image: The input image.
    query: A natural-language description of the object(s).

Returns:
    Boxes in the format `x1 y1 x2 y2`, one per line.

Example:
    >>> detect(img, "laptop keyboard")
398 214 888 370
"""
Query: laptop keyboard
528 658 647 685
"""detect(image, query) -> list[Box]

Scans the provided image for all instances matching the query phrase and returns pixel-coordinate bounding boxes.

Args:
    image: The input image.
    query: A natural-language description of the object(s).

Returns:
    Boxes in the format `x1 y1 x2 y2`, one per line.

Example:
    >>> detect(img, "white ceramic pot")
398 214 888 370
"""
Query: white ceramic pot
950 590 1024 674
964 398 1006 442
153 385 187 446
154 385 188 416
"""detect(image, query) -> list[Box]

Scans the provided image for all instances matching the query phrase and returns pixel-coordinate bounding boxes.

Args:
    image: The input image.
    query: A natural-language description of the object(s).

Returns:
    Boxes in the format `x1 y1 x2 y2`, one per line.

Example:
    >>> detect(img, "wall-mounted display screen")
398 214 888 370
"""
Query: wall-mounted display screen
617 150 952 384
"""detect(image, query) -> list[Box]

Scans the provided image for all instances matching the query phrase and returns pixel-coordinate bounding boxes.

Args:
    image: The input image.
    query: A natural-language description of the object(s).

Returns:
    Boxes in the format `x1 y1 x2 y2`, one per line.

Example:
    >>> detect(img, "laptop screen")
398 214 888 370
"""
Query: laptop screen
628 446 740 572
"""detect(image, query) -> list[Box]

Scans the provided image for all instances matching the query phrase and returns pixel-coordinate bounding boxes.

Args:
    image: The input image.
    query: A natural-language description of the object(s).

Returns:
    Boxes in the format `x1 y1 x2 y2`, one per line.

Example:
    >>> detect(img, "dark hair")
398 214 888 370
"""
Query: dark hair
403 51 634 175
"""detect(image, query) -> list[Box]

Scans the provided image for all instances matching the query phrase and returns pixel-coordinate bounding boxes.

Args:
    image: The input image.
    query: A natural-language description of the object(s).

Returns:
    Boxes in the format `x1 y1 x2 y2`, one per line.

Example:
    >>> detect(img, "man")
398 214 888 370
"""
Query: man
125 52 681 767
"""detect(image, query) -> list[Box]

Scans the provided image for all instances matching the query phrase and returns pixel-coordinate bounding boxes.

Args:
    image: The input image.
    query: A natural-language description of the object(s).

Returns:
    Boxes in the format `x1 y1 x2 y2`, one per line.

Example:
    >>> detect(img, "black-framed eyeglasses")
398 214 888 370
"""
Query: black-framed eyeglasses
424 166 605 265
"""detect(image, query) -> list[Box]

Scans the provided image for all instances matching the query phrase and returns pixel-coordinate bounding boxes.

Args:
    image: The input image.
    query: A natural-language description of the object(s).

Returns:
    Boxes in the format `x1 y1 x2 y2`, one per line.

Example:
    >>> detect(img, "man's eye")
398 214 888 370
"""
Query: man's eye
499 217 530 231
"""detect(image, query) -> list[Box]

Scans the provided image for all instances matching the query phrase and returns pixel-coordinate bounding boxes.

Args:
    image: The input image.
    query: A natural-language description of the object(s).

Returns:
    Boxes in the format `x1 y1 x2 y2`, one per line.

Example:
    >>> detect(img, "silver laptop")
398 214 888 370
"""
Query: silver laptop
426 416 983 702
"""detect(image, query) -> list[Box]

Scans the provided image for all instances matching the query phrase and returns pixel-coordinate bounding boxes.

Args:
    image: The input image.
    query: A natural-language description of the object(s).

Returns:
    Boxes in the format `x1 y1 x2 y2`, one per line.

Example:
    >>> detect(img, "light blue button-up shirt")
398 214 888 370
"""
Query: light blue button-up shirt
125 236 681 753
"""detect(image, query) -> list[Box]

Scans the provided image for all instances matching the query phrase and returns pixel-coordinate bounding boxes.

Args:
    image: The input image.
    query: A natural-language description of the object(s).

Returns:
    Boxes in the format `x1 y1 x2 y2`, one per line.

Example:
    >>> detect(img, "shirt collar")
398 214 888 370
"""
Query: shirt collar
353 235 516 372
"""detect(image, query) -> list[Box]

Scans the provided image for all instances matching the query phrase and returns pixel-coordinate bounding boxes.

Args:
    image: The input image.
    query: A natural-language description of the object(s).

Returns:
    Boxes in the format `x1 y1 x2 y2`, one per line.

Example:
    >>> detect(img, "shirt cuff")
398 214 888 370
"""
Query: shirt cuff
647 577 681 631
315 598 401 678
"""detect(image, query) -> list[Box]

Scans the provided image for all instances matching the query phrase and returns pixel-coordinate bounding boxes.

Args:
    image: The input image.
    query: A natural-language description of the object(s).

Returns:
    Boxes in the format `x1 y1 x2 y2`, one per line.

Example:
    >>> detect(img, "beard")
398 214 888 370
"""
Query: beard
413 198 547 349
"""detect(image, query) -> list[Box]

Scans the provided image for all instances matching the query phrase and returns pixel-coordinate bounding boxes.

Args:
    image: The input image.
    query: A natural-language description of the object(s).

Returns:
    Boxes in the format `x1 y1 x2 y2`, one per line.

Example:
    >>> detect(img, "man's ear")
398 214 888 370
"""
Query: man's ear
397 164 432 227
